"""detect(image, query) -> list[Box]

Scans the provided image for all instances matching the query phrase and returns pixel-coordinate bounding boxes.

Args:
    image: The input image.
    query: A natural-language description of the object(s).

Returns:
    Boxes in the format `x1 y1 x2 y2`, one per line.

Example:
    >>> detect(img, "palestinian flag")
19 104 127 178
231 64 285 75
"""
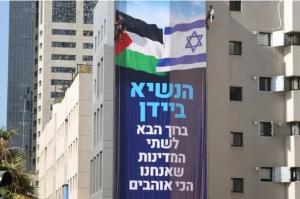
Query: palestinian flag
115 11 166 76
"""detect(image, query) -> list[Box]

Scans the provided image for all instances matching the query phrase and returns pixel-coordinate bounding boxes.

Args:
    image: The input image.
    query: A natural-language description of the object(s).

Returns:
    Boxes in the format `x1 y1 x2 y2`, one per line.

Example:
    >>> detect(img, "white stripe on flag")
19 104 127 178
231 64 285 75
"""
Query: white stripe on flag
126 32 164 58
156 15 207 72
157 62 206 72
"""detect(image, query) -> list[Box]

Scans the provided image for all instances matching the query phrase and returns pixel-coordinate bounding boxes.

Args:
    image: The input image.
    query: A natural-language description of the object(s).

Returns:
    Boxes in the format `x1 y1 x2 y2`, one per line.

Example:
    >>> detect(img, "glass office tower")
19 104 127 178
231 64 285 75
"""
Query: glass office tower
6 1 36 170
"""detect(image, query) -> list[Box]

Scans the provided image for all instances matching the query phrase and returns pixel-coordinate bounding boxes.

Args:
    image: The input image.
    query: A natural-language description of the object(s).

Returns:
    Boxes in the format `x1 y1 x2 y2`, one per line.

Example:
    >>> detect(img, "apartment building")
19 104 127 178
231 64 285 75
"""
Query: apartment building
36 0 95 174
38 70 92 199
91 1 300 199
6 1 38 170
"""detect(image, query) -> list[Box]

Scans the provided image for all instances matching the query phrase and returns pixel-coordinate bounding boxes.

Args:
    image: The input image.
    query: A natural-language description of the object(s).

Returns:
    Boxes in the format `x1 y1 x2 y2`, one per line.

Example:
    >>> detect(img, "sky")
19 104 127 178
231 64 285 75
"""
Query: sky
0 1 8 128
117 1 206 28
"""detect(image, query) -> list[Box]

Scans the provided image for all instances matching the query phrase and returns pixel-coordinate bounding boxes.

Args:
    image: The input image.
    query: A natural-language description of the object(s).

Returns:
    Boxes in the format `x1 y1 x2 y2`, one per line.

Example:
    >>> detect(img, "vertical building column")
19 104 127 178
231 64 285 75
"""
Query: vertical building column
284 1 300 199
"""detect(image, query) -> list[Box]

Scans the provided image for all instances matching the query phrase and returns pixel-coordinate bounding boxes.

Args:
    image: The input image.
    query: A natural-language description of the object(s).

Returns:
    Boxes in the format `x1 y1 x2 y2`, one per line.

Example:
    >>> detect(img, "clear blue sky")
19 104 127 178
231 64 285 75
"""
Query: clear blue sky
0 1 8 128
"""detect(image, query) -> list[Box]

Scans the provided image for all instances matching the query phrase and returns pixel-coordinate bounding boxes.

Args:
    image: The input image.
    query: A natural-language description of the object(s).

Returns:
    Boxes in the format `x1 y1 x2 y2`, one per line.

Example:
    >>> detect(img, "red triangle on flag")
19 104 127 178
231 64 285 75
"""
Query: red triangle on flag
115 32 133 56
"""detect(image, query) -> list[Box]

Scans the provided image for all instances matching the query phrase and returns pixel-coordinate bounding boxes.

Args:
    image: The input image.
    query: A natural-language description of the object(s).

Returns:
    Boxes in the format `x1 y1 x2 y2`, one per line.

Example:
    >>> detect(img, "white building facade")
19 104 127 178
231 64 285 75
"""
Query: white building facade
36 0 95 176
38 72 92 199
90 1 115 199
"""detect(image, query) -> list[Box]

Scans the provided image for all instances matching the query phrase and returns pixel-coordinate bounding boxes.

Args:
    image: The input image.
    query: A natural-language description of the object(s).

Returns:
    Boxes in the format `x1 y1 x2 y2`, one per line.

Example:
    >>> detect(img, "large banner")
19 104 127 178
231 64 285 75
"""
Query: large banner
115 1 207 199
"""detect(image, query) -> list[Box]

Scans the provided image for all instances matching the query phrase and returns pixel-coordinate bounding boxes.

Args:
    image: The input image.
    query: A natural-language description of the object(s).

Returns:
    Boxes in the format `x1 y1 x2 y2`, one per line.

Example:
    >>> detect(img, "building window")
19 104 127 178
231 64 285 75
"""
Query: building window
258 32 271 46
83 0 97 24
229 41 242 55
83 30 93 36
290 77 300 90
51 54 76 61
260 167 273 182
104 19 106 35
51 92 64 98
231 178 243 193
291 167 300 181
97 62 100 98
51 67 75 73
83 55 93 61
291 122 300 135
285 32 300 46
83 43 93 49
52 1 76 23
260 121 273 136
231 132 243 147
230 86 242 101
51 79 72 86
52 29 76 36
259 77 271 91
52 41 76 48
230 1 241 11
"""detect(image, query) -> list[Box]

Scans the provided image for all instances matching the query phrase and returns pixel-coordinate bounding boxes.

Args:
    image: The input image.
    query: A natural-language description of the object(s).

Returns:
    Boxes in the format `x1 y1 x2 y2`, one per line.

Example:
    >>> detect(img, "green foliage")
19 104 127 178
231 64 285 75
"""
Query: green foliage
0 129 37 199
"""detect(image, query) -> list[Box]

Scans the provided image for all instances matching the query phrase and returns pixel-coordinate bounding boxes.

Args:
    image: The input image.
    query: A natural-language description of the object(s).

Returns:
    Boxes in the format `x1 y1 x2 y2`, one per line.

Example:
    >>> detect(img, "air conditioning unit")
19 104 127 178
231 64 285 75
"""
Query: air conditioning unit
274 167 291 183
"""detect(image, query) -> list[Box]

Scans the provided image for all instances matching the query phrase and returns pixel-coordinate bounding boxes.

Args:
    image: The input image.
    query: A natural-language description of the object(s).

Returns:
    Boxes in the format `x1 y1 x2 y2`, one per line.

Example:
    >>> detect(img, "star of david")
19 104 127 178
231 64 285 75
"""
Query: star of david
185 31 203 53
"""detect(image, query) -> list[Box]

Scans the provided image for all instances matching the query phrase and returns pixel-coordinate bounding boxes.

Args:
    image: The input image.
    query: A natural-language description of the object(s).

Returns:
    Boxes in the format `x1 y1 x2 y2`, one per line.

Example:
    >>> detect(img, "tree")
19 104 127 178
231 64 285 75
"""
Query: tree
0 129 37 199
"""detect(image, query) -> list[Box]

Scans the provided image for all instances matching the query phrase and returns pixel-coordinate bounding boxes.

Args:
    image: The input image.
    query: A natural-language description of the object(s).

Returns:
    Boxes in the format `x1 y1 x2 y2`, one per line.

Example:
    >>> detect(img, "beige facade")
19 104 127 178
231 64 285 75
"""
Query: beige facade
37 72 92 199
207 1 300 199
36 0 94 174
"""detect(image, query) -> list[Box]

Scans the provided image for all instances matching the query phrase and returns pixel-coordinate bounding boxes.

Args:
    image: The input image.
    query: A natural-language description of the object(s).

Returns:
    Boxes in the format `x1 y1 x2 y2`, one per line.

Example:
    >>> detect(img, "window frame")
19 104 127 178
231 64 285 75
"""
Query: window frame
285 32 300 46
290 77 300 91
291 167 300 181
259 121 273 137
231 132 243 147
258 32 271 47
260 167 273 182
229 41 242 55
230 86 243 101
229 1 242 12
231 178 244 193
52 41 76 48
259 77 272 91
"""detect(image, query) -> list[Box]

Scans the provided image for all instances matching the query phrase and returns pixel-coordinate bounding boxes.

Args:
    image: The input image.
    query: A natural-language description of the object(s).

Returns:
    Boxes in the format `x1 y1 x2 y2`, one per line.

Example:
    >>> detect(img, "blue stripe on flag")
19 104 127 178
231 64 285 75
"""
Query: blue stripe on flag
164 20 206 35
157 53 206 67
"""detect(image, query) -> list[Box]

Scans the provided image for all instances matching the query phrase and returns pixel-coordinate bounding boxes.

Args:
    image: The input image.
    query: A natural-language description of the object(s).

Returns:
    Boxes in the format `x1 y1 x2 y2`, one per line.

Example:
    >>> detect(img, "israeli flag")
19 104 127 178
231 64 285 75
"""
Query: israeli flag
156 15 207 72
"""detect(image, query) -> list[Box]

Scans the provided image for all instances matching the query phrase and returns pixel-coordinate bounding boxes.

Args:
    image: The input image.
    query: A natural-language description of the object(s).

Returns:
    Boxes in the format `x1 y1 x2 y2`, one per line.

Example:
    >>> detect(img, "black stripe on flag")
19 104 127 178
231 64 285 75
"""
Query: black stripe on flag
116 10 163 44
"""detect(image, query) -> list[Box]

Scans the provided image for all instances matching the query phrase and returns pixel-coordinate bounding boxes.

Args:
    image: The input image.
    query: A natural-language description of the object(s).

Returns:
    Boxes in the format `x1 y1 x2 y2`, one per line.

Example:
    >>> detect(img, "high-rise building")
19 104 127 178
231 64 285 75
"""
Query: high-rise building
91 1 300 199
6 1 38 170
36 0 96 175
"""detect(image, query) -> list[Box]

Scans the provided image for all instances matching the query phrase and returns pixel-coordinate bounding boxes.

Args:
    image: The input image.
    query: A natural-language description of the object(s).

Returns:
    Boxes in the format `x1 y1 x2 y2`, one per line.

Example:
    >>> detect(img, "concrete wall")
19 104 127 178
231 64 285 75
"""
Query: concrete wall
205 1 288 199
38 73 92 199
91 1 115 199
